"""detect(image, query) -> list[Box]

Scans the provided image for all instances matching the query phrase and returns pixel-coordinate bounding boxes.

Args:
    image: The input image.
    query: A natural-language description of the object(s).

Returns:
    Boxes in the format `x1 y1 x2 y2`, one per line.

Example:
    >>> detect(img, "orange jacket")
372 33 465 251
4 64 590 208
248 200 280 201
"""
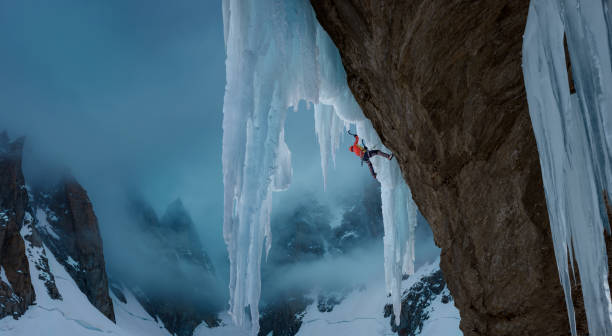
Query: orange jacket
349 135 365 157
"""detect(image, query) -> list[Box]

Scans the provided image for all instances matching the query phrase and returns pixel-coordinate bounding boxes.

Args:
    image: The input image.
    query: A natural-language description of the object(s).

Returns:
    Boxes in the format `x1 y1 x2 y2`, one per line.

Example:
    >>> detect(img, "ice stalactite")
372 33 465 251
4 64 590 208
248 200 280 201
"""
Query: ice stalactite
523 0 612 334
313 104 345 190
222 0 417 333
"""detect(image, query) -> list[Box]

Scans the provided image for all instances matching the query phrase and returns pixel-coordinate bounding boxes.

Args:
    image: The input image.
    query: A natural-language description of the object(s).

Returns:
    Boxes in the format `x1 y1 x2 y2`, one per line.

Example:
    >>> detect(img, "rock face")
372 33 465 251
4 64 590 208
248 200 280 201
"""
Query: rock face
310 1 576 334
259 293 313 336
33 175 115 321
0 133 35 319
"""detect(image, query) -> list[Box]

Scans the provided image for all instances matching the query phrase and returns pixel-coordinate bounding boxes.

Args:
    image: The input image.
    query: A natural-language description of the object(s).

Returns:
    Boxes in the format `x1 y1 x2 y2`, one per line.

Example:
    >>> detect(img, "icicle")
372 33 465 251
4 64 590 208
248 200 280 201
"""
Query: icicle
272 129 292 192
314 104 344 190
222 0 418 332
523 0 612 334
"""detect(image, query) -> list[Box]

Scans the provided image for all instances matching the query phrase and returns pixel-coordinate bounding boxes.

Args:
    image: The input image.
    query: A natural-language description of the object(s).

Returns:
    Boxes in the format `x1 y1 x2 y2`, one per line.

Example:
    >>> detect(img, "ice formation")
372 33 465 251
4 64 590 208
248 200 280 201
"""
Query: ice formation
523 0 612 334
222 0 417 333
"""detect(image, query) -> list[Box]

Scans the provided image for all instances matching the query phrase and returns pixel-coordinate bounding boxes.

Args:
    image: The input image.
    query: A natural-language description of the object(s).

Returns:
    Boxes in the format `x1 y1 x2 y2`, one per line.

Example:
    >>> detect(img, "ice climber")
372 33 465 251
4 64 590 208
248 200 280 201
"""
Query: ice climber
348 130 393 180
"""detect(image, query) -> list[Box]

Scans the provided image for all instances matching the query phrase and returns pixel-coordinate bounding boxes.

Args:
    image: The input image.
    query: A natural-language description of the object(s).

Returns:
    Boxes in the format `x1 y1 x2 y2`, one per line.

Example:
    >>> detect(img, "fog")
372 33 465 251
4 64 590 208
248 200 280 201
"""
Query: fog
0 0 440 313
265 243 385 297
0 0 228 276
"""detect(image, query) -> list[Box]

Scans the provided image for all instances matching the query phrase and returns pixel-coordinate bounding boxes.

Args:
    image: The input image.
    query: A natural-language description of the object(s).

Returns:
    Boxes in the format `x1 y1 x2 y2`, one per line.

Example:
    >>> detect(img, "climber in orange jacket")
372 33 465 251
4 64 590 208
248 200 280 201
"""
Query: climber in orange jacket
348 130 393 179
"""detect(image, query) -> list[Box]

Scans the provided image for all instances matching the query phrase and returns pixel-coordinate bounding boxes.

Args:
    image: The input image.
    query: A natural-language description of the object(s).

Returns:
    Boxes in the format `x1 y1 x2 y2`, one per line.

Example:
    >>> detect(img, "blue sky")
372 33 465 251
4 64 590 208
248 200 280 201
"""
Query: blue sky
0 0 373 278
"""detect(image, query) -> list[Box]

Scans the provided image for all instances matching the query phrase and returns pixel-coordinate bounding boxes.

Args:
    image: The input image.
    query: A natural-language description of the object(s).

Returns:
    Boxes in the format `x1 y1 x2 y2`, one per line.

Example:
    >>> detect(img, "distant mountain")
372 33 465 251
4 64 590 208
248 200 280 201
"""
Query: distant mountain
258 182 386 336
329 181 384 253
1 131 458 336
118 195 219 336
0 132 219 336
161 199 215 274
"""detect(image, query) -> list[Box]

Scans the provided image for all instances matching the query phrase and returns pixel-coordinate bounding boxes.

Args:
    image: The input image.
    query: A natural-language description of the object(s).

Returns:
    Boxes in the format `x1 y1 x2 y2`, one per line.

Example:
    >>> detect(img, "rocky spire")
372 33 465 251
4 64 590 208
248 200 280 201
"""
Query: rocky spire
0 133 35 319
33 174 116 322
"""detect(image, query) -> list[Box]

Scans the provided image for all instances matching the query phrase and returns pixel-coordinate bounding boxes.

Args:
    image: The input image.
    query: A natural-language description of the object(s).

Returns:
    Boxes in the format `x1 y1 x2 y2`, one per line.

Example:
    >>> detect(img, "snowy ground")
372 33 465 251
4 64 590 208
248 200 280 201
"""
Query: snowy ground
0 222 172 336
193 314 249 336
111 287 171 336
1 222 459 336
296 280 395 336
201 260 461 336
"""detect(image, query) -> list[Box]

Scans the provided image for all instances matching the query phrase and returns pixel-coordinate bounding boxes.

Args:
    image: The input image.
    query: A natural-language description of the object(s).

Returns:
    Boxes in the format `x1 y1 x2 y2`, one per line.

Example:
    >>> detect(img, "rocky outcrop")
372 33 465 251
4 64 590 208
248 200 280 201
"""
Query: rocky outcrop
33 175 115 321
0 133 35 319
259 293 312 336
384 269 451 336
310 1 576 334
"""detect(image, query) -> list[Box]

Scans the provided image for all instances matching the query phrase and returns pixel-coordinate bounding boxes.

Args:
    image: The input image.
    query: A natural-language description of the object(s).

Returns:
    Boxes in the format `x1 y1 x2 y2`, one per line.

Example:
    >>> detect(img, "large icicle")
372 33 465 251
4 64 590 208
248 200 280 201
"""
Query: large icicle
222 0 418 333
523 0 612 335
313 104 344 189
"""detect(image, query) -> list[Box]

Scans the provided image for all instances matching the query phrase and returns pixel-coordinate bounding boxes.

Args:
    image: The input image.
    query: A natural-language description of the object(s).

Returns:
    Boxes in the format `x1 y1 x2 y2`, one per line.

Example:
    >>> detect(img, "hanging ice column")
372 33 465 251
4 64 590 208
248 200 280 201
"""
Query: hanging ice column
222 0 417 333
523 0 612 335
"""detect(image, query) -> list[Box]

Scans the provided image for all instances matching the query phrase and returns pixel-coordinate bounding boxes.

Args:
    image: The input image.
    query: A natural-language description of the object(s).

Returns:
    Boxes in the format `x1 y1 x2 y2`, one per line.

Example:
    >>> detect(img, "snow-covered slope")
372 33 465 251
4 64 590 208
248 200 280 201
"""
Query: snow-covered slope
200 261 461 336
0 220 172 336
297 261 461 336
194 314 249 336
296 280 394 336
111 287 171 336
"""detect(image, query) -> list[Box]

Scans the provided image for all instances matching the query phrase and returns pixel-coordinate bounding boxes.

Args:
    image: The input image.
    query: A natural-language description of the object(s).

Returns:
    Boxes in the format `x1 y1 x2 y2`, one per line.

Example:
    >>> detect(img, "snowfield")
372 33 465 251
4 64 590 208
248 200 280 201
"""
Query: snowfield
200 260 461 336
1 221 459 336
0 221 172 336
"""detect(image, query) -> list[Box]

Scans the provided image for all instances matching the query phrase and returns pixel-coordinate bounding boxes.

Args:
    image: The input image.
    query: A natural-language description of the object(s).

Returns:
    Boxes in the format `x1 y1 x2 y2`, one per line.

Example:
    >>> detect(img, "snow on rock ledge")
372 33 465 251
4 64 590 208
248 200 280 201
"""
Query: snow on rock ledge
221 0 417 334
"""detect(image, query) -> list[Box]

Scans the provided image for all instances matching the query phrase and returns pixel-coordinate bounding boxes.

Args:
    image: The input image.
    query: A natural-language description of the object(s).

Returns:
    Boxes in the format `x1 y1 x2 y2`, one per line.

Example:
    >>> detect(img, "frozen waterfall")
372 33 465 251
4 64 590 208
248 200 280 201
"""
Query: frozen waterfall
221 0 417 333
523 0 612 334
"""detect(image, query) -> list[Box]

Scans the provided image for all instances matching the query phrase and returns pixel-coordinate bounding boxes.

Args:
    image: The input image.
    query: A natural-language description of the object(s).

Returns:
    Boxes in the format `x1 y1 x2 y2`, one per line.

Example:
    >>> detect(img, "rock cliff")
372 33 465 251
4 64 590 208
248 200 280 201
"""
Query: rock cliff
0 133 35 319
33 176 116 321
309 1 579 334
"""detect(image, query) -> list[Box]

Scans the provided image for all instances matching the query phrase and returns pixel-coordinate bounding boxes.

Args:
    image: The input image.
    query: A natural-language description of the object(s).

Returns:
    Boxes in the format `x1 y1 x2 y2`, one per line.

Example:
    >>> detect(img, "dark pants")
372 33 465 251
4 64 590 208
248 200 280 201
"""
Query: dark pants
362 150 391 178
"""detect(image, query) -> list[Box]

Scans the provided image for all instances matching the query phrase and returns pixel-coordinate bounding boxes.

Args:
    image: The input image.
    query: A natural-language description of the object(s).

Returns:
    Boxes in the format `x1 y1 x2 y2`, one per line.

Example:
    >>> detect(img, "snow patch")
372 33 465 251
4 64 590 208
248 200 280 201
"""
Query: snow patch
0 266 11 290
339 231 358 241
0 210 9 223
65 256 80 270
35 208 60 240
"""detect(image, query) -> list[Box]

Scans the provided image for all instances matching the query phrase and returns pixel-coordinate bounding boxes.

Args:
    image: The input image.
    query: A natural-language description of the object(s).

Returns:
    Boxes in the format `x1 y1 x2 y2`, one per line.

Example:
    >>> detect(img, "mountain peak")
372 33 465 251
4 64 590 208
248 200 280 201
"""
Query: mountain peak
162 198 192 231
0 130 9 146
0 132 25 157
167 197 185 213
